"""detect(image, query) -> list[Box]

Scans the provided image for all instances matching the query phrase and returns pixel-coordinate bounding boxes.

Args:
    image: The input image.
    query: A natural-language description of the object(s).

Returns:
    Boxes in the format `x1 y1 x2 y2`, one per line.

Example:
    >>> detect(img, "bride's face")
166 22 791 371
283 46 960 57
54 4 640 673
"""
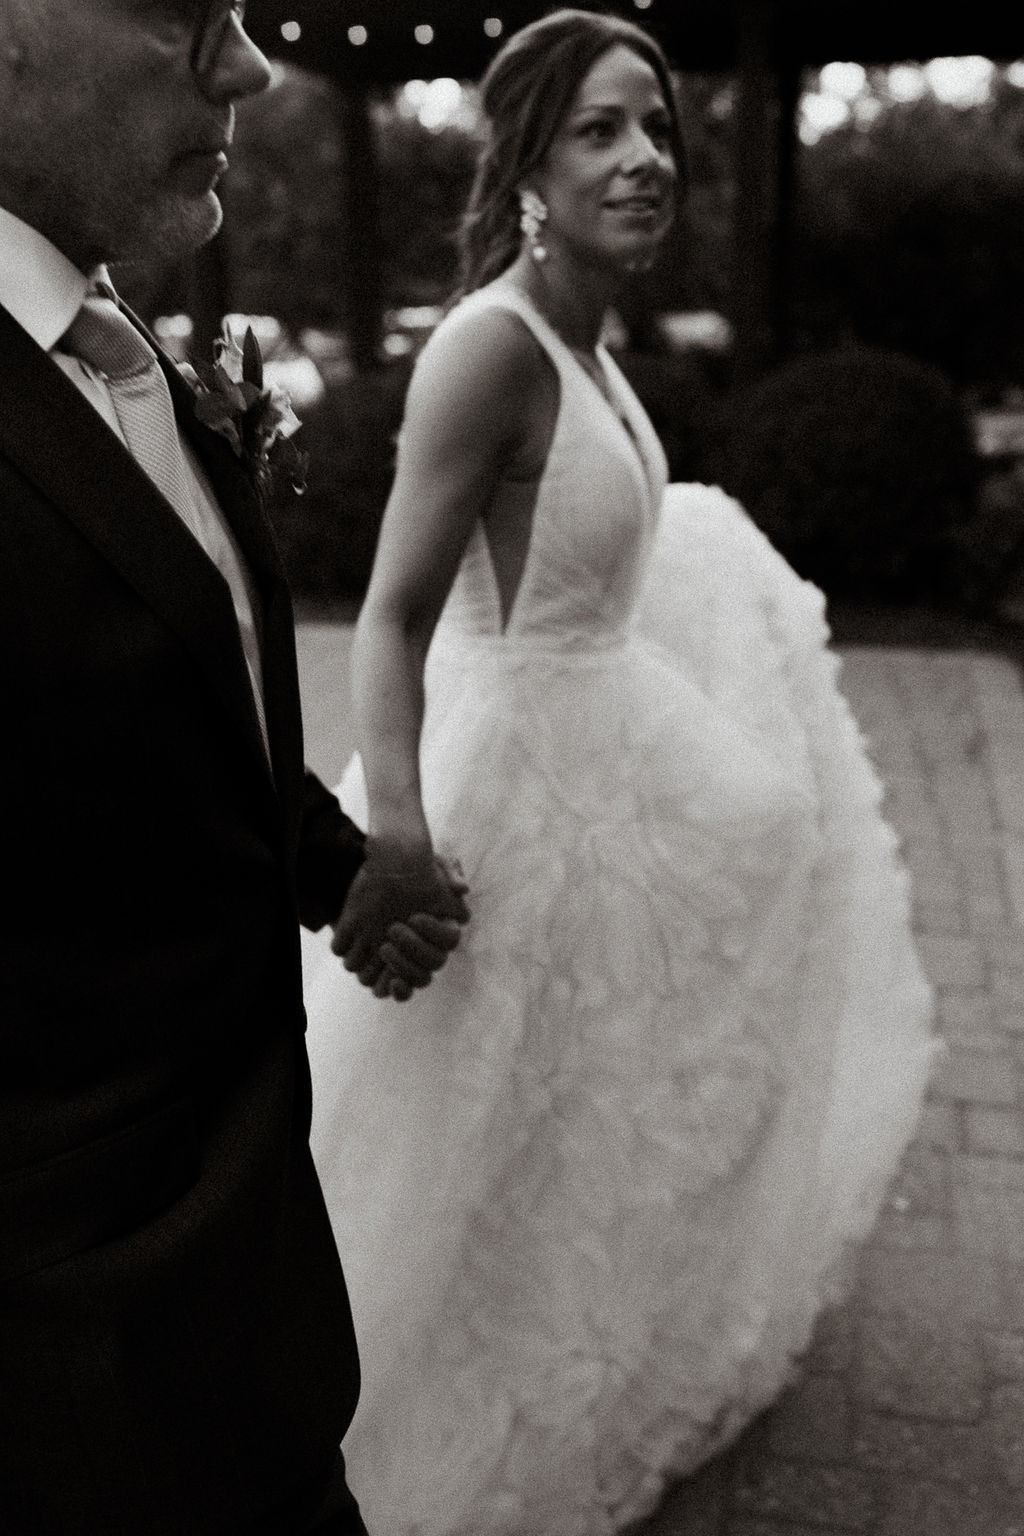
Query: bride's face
528 44 677 277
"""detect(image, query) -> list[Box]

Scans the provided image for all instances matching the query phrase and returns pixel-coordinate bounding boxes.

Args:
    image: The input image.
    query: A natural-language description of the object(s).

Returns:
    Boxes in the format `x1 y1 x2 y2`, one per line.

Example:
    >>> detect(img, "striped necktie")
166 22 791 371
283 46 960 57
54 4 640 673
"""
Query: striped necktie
62 287 271 760
62 286 207 546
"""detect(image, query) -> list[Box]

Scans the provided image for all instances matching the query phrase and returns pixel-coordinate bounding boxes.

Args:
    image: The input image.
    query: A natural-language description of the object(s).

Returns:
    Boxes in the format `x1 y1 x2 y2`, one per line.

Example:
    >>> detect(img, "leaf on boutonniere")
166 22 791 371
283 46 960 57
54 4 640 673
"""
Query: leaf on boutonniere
242 325 264 391
185 320 311 495
193 389 244 454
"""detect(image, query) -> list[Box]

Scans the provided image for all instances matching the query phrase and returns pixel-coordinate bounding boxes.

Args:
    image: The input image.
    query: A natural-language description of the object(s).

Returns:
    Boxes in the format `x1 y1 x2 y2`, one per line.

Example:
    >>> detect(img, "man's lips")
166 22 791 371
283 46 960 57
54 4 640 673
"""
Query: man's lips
186 146 230 165
174 145 230 180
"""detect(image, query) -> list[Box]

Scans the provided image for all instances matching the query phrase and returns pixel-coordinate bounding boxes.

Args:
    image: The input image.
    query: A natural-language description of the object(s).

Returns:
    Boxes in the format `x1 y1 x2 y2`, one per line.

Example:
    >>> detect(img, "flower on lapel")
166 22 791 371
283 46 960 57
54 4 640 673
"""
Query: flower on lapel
185 321 309 498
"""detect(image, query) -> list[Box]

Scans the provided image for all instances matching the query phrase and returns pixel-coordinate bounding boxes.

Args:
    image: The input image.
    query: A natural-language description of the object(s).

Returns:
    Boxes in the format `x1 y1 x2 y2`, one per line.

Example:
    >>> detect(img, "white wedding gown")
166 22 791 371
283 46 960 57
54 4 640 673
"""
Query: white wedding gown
303 284 938 1535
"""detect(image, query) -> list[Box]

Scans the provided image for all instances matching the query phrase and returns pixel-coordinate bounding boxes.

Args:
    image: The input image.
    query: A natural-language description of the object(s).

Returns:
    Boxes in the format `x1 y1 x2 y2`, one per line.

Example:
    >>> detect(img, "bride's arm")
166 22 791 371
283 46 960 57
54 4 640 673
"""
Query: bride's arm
331 308 545 983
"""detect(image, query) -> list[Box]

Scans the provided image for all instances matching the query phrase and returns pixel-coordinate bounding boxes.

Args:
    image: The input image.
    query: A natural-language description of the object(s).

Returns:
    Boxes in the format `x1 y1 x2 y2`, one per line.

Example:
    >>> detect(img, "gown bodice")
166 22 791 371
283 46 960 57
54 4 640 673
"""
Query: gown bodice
427 284 669 652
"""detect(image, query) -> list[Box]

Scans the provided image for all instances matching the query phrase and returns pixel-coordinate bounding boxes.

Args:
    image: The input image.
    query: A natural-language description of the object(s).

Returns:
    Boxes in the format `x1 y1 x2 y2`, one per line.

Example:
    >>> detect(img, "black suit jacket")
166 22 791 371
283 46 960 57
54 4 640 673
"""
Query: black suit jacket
0 299 365 1535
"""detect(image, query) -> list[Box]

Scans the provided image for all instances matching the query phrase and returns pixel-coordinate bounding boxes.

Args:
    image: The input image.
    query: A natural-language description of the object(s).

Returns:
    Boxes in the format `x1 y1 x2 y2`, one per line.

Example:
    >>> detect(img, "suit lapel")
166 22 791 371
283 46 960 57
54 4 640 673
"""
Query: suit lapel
0 301 276 796
155 327 308 825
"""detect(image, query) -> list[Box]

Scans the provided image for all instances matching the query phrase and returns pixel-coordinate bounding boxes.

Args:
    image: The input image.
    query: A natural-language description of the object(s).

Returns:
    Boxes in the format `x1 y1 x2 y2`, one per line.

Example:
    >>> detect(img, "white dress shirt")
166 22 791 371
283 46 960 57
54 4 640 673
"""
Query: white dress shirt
0 204 270 758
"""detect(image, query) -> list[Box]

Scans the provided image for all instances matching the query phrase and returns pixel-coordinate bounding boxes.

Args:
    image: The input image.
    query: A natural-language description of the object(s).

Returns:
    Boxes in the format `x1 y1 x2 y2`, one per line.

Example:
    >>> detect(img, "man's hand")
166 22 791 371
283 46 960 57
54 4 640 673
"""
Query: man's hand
331 839 469 995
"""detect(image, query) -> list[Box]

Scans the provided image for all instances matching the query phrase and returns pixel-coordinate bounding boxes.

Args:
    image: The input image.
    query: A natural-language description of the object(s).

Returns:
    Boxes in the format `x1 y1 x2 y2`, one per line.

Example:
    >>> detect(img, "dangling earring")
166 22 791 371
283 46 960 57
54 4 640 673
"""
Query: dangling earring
519 188 548 263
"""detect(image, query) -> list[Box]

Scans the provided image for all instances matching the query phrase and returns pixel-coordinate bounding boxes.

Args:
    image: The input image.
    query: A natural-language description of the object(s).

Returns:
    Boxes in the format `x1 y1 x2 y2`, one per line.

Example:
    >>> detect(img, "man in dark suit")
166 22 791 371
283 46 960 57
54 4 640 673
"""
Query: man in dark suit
0 3 467 1532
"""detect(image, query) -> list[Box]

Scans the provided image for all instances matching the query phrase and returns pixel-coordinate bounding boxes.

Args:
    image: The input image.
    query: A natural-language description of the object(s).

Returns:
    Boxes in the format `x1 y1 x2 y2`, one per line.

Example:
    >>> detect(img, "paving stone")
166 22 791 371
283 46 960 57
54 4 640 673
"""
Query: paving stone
1001 1261 1024 1325
872 1209 950 1250
731 1459 876 1531
961 842 1012 883
965 1106 1024 1158
879 782 945 842
953 1156 1024 1259
904 841 965 882
935 1047 1020 1108
992 777 1024 838
939 990 1001 1041
887 1142 951 1214
983 1330 1024 1380
984 937 1024 976
969 892 1017 930
856 1309 985 1421
914 1099 963 1153
802 1306 854 1377
763 1376 852 1463
877 1477 1024 1536
938 1029 1014 1060
935 795 999 845
970 910 1024 941
727 1522 825 1536
992 1384 1024 1491
916 933 989 990
857 1246 963 1317
852 1410 993 1490
995 1003 1024 1038
956 844 1013 894
911 871 967 908
1001 835 1024 928
956 1252 1014 1324
993 970 1024 1009
630 1456 728 1536
914 902 970 937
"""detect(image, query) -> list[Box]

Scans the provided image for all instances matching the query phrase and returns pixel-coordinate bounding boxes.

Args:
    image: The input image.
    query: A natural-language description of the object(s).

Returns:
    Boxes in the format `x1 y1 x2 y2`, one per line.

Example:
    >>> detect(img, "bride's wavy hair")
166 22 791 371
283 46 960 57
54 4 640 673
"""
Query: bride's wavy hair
454 7 686 300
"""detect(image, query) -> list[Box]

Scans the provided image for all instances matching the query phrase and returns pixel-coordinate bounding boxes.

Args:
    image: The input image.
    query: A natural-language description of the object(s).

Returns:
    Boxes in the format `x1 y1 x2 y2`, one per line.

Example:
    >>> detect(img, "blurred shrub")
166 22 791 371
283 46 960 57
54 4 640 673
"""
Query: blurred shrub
266 359 412 600
952 462 1024 614
701 346 981 602
614 347 725 482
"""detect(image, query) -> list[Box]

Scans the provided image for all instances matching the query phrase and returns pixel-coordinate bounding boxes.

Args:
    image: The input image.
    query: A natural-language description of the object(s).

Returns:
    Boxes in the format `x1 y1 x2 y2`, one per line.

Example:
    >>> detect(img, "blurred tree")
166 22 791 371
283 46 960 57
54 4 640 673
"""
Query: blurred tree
117 59 1024 402
228 66 348 329
374 107 478 305
793 77 1024 393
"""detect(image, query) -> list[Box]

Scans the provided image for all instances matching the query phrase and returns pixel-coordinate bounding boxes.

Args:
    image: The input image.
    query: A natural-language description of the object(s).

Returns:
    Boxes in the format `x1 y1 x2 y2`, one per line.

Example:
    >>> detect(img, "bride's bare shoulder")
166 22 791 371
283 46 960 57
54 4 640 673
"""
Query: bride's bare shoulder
409 297 556 422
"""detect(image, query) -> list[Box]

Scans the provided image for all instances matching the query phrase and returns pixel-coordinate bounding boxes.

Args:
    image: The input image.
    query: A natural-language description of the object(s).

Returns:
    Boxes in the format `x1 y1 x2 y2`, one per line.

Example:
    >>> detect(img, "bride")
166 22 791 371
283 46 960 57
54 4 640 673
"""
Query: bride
304 9 938 1532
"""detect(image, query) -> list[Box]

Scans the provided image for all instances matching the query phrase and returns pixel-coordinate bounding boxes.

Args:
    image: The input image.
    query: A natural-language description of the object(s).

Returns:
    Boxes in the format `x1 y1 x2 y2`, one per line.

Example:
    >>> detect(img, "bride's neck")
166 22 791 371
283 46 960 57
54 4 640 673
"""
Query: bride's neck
509 252 613 353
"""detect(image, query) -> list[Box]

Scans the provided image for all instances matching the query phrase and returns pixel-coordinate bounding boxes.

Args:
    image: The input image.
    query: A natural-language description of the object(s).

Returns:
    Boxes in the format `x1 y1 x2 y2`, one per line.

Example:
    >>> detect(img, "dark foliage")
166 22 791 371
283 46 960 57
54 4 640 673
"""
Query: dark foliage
701 346 982 602
794 88 1024 393
265 359 412 599
614 347 724 483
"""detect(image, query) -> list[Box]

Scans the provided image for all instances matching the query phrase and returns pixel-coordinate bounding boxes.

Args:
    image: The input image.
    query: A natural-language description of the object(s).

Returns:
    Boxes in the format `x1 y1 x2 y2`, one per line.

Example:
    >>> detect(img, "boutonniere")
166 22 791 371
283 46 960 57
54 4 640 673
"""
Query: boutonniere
182 322 310 498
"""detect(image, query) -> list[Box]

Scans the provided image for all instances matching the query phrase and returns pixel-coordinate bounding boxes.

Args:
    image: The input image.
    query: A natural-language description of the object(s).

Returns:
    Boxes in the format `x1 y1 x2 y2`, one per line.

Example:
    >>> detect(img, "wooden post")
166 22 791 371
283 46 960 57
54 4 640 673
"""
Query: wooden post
772 33 802 365
337 84 384 373
730 0 780 382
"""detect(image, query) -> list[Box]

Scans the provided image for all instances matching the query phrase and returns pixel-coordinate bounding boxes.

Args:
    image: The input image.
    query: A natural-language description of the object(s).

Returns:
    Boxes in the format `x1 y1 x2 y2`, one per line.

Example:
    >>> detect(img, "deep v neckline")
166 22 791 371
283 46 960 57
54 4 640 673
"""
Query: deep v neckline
498 287 654 505
570 341 654 505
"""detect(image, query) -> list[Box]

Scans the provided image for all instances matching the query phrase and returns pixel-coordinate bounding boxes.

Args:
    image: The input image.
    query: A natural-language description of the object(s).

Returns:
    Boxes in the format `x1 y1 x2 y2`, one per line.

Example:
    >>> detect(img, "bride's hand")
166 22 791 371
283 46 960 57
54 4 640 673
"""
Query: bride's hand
371 910 465 1000
332 838 470 987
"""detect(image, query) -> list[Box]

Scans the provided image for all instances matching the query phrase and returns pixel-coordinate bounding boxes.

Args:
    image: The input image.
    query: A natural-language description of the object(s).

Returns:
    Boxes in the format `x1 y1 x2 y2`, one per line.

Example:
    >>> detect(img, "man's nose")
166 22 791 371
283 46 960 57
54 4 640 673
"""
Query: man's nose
201 12 273 103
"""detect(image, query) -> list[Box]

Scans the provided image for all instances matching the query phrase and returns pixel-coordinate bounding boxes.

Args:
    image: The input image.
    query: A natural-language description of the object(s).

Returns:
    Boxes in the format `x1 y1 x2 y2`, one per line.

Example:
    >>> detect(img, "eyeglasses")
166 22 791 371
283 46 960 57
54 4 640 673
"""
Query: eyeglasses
190 0 248 78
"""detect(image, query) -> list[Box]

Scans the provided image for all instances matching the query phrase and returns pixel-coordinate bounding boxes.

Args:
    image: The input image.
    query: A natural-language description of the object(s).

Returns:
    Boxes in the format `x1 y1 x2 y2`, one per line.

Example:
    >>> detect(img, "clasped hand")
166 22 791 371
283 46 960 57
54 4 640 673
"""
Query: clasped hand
331 836 470 1001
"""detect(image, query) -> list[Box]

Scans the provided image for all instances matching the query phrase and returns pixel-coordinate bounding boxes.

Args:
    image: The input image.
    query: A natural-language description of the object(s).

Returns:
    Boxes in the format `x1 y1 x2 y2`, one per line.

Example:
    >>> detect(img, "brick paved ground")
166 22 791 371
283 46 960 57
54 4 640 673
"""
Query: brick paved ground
632 649 1024 1536
295 629 1024 1536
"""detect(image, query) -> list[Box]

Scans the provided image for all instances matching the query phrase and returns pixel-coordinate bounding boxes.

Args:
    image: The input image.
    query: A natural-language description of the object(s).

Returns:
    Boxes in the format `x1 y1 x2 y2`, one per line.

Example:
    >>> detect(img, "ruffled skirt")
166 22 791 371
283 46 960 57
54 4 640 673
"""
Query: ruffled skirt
303 484 937 1535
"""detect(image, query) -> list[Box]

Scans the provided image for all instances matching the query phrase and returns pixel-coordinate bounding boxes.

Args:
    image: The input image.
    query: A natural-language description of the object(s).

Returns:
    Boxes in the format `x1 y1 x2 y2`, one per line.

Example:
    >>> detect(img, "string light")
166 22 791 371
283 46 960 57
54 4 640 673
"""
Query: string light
347 24 368 45
280 20 301 42
633 0 654 10
414 23 434 44
483 17 503 37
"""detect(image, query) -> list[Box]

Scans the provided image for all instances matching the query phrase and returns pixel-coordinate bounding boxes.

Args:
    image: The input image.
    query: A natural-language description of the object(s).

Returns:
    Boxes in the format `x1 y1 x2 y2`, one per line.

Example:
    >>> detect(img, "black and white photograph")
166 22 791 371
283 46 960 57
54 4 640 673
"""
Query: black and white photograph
1 4 1022 1533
